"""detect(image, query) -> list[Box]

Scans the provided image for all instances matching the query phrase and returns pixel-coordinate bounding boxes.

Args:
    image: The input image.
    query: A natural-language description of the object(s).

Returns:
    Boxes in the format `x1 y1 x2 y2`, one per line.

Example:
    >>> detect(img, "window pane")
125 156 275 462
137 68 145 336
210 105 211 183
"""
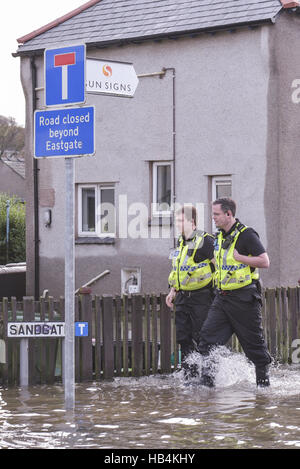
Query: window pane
100 188 115 233
82 188 95 232
156 165 171 210
216 181 231 198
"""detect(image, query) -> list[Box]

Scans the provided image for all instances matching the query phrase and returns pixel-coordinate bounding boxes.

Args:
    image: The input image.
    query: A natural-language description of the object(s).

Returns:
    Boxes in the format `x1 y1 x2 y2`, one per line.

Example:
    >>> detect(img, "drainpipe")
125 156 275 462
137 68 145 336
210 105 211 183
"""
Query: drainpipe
162 68 176 248
31 57 40 299
137 67 177 247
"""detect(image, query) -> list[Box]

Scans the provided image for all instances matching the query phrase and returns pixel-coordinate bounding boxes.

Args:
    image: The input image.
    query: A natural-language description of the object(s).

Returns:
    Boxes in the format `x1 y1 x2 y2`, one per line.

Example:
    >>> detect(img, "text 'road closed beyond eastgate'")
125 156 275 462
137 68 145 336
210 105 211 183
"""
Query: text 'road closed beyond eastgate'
34 106 95 158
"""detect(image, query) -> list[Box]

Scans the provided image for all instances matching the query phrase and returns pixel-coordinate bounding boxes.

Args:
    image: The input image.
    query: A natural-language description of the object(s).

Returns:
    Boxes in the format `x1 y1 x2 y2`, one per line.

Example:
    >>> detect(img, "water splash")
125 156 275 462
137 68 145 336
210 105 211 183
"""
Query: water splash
176 346 300 396
176 346 254 387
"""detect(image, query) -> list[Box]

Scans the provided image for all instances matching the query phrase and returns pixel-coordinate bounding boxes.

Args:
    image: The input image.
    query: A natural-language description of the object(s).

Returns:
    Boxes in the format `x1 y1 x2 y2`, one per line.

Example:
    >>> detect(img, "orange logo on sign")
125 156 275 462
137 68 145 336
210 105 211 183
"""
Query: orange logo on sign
102 64 112 77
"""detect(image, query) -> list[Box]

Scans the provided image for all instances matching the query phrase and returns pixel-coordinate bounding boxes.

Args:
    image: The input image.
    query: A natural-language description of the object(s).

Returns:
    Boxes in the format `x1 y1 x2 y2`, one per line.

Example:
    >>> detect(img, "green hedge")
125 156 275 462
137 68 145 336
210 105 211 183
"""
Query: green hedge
0 193 25 265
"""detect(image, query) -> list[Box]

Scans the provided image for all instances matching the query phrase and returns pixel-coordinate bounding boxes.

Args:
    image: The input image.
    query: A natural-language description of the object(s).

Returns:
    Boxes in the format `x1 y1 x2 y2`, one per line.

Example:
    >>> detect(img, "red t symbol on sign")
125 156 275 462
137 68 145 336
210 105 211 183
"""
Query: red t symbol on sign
54 52 76 100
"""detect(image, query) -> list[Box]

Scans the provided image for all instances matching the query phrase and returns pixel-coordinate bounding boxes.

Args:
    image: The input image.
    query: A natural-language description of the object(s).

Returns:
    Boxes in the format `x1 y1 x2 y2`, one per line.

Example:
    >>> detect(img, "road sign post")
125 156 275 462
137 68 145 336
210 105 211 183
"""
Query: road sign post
36 43 139 409
42 44 90 410
64 157 75 409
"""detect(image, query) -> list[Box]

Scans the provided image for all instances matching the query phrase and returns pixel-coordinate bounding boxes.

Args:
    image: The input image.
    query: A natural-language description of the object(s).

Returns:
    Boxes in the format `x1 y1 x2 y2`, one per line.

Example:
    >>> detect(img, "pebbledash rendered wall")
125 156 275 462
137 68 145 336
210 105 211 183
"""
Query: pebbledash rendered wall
21 14 300 298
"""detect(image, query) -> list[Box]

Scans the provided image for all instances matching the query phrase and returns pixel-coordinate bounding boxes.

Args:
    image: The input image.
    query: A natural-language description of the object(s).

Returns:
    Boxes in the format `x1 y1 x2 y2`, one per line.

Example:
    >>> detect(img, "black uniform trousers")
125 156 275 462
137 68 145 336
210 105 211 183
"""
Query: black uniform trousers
198 284 272 381
175 287 214 375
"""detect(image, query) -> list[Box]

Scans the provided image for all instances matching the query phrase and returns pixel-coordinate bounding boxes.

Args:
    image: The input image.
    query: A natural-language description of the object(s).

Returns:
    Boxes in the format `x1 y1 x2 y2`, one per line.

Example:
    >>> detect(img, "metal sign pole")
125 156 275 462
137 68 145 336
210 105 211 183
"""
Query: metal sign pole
64 157 75 409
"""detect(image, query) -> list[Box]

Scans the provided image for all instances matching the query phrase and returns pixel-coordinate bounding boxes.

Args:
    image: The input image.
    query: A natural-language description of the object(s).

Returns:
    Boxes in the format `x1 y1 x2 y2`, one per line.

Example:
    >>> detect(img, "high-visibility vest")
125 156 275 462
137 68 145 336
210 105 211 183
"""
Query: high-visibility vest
214 222 259 290
168 230 213 291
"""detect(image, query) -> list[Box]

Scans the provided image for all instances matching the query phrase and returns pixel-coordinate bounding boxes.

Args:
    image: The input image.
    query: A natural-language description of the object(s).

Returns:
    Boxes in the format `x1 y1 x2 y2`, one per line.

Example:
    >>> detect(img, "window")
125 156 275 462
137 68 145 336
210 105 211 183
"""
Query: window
78 184 115 237
211 176 232 231
81 186 96 233
152 162 173 216
212 176 232 200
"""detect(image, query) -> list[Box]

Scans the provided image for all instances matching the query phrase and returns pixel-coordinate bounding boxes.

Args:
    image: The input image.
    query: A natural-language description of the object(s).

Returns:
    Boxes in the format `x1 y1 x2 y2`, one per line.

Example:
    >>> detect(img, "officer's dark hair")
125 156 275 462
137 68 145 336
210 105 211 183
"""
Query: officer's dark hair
212 197 236 217
176 205 197 225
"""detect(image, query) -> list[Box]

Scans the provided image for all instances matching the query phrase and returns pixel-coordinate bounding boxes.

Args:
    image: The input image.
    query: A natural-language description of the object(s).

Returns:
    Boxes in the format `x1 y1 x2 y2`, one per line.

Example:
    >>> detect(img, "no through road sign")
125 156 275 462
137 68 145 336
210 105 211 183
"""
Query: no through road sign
45 44 86 107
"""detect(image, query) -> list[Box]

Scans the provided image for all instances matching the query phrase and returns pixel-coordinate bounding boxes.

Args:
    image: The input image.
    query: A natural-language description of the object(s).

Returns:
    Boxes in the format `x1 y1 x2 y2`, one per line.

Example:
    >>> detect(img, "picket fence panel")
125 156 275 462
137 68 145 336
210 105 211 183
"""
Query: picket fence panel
0 287 299 386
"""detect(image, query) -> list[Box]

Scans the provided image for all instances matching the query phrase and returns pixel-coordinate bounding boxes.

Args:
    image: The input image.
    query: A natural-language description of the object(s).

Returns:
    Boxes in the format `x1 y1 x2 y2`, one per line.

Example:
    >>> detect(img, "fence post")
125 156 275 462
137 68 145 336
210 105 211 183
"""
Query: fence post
144 294 151 375
94 295 102 381
131 295 143 377
2 298 9 385
21 297 34 386
160 293 171 374
102 295 114 379
288 287 298 362
115 295 122 375
79 290 93 381
151 295 158 374
265 288 277 359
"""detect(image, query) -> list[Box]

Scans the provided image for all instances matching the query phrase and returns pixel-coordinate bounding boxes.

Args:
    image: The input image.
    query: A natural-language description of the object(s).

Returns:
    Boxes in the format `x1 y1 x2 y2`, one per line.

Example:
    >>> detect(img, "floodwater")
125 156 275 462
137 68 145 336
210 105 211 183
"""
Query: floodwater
1 347 300 450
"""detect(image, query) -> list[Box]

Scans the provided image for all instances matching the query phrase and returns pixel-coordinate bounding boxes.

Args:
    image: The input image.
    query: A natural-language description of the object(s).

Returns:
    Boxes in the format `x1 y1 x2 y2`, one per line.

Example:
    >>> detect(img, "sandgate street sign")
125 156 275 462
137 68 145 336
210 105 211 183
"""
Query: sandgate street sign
7 322 65 338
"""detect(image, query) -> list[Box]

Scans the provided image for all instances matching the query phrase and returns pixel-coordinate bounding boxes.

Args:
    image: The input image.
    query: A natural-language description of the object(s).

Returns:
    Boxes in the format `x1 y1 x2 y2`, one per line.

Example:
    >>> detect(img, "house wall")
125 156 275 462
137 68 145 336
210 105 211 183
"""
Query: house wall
265 11 300 287
22 24 276 297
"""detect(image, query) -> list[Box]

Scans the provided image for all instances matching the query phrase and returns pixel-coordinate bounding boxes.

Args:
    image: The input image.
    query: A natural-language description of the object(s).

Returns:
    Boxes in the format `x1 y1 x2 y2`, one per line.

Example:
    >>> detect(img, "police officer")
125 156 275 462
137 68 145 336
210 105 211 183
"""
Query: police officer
198 197 272 387
166 205 215 380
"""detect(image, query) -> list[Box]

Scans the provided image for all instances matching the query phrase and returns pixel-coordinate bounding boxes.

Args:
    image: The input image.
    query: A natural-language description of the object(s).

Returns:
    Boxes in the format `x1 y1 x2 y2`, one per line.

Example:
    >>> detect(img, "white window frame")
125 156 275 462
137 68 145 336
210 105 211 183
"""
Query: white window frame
211 176 232 232
152 161 173 217
78 184 98 237
78 184 116 238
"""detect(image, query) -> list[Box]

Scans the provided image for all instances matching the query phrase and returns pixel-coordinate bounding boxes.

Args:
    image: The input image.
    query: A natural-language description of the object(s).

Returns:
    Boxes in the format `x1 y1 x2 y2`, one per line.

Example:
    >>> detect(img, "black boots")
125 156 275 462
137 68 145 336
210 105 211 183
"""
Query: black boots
199 358 215 387
199 373 215 388
256 365 270 387
182 361 199 381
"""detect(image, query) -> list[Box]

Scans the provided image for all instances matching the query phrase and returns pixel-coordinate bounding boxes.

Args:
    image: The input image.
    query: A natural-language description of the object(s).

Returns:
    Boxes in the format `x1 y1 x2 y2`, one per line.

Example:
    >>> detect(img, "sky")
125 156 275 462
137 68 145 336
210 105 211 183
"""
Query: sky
1 0 86 127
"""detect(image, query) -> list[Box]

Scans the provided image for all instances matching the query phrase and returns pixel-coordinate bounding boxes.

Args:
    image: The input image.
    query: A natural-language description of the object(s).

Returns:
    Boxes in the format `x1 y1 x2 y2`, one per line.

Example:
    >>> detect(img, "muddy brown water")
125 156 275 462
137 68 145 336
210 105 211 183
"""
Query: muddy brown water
0 348 300 449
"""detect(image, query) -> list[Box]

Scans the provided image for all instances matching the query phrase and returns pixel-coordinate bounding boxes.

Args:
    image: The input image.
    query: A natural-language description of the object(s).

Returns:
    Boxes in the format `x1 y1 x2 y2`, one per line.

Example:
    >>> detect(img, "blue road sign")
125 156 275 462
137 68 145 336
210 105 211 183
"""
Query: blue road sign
34 106 95 159
75 322 89 337
45 44 85 107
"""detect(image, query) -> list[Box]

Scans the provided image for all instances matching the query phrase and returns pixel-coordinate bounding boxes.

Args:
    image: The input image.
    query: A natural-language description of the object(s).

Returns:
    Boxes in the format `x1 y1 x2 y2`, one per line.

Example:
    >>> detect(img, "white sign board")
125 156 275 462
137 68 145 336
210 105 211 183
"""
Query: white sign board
86 58 139 97
8 322 65 338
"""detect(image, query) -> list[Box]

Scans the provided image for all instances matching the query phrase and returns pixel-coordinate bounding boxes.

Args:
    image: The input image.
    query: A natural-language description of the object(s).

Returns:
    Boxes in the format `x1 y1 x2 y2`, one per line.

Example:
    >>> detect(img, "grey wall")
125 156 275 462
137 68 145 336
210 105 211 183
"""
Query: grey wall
265 11 300 287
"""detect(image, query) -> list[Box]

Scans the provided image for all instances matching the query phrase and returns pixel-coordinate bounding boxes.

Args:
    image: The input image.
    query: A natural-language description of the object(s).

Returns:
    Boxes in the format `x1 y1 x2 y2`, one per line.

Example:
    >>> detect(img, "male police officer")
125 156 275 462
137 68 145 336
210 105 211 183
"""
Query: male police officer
198 197 272 387
166 205 215 380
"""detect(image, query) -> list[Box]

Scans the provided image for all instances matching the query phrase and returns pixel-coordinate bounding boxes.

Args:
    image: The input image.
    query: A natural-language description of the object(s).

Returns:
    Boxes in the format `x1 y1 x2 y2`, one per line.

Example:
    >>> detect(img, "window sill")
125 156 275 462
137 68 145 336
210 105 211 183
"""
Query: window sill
75 237 115 245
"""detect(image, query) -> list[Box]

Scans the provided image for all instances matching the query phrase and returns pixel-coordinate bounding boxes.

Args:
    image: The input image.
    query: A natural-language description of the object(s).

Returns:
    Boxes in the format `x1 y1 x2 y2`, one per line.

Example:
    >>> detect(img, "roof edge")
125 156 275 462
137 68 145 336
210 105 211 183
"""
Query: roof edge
14 18 277 57
17 0 102 44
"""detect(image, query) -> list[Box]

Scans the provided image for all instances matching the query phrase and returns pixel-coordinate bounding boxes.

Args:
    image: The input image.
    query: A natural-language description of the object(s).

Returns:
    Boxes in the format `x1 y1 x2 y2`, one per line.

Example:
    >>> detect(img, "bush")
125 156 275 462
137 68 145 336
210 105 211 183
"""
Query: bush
0 193 26 265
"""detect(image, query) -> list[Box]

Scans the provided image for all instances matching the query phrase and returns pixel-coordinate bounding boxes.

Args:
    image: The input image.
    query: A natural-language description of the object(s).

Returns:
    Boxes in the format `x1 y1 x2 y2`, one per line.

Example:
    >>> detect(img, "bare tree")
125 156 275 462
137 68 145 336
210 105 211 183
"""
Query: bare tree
0 115 25 160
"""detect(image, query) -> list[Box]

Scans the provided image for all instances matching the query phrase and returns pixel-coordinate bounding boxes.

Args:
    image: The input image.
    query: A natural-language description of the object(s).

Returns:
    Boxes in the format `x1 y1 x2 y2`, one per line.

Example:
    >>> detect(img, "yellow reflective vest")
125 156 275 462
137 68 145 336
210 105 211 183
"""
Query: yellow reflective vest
214 222 259 290
168 230 214 291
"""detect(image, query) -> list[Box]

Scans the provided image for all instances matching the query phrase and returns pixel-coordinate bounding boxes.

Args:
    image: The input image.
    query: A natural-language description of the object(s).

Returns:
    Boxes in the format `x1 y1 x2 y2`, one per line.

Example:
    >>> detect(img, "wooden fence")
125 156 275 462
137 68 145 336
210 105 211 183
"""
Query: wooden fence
0 287 299 386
